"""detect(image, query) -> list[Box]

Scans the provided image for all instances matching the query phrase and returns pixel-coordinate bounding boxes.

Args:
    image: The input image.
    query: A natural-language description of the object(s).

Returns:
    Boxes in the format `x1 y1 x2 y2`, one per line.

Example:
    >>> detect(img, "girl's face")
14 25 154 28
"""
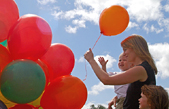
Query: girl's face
118 55 131 71
123 47 137 62
138 93 150 109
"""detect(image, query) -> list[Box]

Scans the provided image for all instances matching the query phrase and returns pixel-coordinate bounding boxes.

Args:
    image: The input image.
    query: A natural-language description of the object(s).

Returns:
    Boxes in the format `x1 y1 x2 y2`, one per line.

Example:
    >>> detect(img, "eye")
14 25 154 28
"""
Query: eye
123 48 126 51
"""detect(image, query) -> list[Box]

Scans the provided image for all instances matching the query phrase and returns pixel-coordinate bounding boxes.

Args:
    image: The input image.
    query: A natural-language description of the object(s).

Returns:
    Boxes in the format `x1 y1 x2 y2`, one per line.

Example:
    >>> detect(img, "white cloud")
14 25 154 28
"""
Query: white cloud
51 11 64 19
82 101 109 109
77 54 116 69
150 25 164 34
158 18 169 32
127 21 139 29
72 19 86 28
37 0 56 5
94 54 117 69
49 0 166 33
88 82 114 95
126 0 163 22
165 88 169 94
143 23 149 33
164 4 169 12
77 56 85 62
149 43 169 78
65 25 78 33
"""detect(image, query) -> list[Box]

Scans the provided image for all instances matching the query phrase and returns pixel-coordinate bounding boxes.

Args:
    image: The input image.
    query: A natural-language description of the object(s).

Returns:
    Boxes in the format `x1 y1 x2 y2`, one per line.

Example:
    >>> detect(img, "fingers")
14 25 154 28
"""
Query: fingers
108 103 113 109
89 48 92 51
105 60 108 63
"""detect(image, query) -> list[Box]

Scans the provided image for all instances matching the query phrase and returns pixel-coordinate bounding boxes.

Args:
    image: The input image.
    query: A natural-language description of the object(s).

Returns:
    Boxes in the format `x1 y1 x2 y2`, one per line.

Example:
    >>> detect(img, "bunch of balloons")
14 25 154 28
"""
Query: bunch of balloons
0 0 87 109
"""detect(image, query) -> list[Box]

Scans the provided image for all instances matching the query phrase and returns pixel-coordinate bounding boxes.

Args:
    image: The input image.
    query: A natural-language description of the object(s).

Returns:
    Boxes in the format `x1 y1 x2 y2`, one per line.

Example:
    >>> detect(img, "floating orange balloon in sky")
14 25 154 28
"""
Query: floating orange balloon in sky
99 5 129 36
0 0 19 42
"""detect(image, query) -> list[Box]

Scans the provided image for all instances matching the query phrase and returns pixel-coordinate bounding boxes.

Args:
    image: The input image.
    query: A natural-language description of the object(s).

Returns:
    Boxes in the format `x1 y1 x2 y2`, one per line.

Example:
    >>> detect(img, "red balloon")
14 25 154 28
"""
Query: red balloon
99 5 129 36
0 44 12 73
9 104 37 109
40 43 75 81
40 75 87 109
0 0 19 42
36 59 50 87
7 14 52 60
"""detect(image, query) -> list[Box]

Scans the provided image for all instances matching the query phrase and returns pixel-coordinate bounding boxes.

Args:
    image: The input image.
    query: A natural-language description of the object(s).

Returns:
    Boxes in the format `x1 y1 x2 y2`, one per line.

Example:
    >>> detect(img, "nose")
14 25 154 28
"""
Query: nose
138 98 140 102
123 52 126 56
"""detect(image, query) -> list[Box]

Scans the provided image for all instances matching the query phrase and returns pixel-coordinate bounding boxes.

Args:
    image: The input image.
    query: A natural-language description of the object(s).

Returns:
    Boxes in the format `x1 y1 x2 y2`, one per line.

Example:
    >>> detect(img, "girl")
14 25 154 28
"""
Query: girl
139 85 168 109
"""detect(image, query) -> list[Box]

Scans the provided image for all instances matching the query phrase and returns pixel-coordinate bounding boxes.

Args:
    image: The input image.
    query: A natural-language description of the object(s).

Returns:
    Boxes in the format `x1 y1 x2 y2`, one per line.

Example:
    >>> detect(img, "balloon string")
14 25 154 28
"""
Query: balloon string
92 33 102 50
83 33 102 81
83 60 88 81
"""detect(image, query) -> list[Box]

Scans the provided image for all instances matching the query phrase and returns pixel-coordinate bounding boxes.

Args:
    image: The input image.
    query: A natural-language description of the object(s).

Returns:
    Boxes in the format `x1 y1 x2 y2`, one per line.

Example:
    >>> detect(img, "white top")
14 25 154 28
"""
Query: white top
108 72 129 99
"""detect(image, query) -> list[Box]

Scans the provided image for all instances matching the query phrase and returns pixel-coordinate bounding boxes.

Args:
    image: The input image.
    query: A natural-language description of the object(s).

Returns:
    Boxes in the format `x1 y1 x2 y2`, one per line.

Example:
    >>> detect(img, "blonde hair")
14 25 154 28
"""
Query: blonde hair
121 34 157 74
119 53 124 59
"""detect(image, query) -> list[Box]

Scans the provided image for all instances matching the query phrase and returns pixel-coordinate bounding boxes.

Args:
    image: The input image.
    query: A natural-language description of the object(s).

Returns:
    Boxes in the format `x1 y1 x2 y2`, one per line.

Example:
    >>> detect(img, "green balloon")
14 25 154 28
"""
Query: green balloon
0 59 46 104
0 40 7 47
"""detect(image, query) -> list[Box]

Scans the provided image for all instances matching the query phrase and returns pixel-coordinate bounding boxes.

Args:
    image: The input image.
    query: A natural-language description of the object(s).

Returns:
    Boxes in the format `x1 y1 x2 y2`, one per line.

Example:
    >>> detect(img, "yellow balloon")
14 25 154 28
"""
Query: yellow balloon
28 91 44 108
0 91 16 108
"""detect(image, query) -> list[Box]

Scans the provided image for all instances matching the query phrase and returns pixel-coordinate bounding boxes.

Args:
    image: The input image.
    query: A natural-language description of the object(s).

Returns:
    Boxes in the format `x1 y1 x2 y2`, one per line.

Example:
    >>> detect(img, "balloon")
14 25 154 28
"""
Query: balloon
40 43 75 81
36 59 50 88
28 92 44 108
99 5 129 36
0 40 7 47
0 60 46 104
8 14 52 60
40 75 87 109
9 104 37 109
0 44 12 73
0 0 19 42
0 100 7 109
0 91 16 108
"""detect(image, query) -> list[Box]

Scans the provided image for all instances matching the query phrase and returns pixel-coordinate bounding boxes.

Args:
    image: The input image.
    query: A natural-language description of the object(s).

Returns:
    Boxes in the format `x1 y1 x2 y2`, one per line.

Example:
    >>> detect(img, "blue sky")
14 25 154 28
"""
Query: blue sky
13 0 169 108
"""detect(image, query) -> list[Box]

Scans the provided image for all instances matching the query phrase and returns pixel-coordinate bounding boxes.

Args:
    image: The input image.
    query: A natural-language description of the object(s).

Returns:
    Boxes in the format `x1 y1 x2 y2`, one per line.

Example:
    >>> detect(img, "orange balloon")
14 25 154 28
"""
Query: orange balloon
40 75 87 109
99 5 129 36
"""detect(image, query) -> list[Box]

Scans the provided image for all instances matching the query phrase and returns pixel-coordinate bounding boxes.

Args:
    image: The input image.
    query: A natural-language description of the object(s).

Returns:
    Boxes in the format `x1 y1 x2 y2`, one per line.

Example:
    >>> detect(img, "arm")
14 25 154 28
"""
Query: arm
98 57 108 72
84 48 148 85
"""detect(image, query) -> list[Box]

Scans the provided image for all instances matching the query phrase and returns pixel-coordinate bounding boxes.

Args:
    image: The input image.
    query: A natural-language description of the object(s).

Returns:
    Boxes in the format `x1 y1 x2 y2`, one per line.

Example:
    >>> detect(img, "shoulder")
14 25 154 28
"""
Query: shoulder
137 61 152 74
126 65 147 82
138 61 150 69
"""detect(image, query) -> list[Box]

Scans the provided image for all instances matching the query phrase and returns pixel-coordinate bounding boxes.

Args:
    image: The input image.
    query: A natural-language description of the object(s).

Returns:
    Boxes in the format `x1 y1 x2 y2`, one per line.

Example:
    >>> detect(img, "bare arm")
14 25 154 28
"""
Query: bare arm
84 48 148 85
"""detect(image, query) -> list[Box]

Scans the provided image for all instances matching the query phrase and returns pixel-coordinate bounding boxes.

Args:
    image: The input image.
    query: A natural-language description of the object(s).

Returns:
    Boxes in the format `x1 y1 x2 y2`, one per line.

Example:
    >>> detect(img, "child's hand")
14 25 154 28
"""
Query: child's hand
108 96 117 109
98 57 108 66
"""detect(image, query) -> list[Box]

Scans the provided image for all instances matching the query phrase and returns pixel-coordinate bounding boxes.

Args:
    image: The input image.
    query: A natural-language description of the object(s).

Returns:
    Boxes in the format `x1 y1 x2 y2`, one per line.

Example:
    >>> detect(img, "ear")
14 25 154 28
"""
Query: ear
148 103 151 108
130 63 135 68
